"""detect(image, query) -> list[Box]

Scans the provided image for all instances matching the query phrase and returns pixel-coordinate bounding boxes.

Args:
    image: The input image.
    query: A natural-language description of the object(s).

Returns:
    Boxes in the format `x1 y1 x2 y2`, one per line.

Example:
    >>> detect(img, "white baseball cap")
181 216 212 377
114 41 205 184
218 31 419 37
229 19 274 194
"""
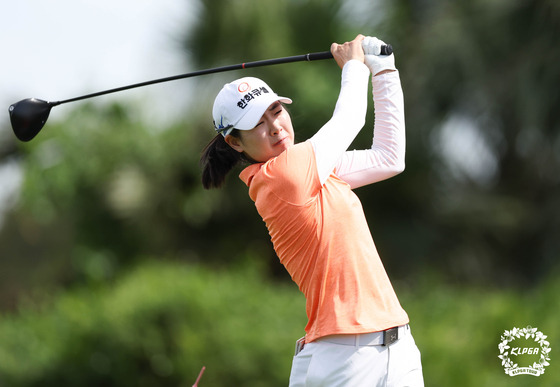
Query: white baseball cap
212 77 292 136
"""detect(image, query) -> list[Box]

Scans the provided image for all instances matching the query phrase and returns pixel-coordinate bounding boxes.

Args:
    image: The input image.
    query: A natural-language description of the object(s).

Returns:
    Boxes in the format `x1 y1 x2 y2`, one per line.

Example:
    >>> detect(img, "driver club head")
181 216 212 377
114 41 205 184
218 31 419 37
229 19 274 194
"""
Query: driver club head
9 98 54 142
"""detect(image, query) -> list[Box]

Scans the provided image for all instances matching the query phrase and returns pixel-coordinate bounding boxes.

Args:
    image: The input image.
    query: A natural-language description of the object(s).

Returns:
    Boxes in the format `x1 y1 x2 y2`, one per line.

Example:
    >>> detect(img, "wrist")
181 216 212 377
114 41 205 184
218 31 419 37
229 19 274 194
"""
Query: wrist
374 69 396 77
342 60 371 83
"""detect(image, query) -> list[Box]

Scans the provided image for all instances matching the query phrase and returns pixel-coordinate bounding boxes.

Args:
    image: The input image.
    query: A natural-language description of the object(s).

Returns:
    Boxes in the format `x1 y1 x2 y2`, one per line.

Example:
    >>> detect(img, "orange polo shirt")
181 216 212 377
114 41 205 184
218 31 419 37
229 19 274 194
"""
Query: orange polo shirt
239 141 409 343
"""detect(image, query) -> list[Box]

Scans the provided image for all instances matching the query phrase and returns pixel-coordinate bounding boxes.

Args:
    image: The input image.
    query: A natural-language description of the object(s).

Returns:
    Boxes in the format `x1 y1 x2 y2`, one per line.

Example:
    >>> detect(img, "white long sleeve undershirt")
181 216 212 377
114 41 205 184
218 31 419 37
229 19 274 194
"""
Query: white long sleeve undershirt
309 60 406 189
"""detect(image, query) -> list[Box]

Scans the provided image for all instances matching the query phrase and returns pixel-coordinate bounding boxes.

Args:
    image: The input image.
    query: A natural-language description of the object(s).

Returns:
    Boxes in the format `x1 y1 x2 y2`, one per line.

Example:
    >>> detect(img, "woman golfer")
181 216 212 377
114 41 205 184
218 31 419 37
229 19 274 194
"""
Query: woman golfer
201 34 423 386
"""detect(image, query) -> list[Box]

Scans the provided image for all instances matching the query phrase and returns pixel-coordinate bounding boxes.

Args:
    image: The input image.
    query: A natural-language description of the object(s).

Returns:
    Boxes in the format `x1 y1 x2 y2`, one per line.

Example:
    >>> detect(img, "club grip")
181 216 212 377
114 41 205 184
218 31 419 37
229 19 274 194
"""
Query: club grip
380 44 393 55
307 44 393 62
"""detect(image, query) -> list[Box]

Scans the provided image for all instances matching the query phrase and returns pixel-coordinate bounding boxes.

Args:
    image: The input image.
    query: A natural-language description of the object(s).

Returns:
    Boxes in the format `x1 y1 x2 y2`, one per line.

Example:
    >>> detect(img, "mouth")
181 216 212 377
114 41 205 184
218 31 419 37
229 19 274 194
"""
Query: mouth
274 136 289 146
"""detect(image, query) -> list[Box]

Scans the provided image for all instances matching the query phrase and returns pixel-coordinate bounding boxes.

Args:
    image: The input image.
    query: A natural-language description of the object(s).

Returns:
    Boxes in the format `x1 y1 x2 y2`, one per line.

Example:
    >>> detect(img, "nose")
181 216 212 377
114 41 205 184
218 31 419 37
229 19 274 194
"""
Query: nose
270 119 282 136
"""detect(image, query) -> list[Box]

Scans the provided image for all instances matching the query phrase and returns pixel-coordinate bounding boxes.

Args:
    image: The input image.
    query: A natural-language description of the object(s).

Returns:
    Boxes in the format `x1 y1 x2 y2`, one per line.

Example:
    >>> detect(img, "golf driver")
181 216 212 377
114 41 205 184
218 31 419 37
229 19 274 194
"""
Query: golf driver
9 45 392 142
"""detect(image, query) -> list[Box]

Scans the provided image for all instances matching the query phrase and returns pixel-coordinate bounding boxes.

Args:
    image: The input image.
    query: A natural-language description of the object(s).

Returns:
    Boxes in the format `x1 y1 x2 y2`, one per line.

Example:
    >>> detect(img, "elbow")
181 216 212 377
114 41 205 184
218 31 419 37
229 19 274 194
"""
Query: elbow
387 153 405 177
395 151 406 173
395 160 405 175
388 159 405 177
388 140 406 175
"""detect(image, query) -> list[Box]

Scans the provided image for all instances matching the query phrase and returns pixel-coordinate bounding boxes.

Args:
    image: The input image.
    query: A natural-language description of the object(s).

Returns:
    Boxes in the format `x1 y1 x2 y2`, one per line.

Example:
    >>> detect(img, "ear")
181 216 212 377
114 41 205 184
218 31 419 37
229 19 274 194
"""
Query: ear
224 134 244 153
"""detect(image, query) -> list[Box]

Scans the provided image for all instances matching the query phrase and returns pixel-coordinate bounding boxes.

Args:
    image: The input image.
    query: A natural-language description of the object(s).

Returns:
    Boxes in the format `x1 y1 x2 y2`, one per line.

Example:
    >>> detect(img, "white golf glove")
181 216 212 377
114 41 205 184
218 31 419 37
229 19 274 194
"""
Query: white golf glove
362 36 396 75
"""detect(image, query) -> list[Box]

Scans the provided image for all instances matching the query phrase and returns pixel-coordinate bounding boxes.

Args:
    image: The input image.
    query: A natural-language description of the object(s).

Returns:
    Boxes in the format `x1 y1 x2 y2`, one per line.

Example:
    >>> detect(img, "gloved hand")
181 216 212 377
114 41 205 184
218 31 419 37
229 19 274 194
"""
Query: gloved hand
362 36 396 75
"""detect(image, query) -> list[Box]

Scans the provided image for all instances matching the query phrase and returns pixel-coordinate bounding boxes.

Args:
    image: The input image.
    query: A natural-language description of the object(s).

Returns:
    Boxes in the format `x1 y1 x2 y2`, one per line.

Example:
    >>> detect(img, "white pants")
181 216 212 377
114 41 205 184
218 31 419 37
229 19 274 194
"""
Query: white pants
289 326 423 387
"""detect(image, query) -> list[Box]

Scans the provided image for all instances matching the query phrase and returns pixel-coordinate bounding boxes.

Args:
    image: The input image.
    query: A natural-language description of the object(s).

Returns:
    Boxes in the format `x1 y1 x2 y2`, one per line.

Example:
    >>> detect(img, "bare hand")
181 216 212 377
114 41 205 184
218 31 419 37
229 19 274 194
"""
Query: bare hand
330 34 365 69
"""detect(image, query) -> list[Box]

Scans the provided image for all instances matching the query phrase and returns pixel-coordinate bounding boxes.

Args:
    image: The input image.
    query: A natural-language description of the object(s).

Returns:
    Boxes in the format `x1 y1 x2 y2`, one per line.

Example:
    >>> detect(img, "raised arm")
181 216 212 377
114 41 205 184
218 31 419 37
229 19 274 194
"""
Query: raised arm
334 69 406 189
309 36 403 187
309 35 369 185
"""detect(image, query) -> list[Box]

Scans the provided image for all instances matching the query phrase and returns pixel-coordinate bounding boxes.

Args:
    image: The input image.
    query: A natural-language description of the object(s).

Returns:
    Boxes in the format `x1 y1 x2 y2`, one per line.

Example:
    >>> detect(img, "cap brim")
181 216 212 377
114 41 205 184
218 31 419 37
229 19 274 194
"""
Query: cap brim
234 95 292 130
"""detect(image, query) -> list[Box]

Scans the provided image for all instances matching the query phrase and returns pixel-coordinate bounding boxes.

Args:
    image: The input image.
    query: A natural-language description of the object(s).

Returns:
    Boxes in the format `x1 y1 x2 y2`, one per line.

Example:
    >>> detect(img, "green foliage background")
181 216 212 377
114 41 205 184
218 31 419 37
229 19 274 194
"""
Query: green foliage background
1 0 559 385
0 261 306 386
0 261 558 386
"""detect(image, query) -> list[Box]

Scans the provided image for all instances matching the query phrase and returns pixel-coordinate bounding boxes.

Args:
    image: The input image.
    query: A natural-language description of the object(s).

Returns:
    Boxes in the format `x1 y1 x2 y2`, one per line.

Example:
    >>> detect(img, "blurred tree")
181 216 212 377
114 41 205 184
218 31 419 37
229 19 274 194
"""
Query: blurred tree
0 101 247 307
384 0 560 285
184 0 560 286
1 0 559 310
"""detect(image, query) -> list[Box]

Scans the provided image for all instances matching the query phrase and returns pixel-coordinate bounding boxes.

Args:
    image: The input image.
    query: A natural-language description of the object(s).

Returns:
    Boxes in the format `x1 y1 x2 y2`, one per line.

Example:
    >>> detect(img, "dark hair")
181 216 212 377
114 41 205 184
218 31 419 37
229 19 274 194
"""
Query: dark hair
200 129 248 189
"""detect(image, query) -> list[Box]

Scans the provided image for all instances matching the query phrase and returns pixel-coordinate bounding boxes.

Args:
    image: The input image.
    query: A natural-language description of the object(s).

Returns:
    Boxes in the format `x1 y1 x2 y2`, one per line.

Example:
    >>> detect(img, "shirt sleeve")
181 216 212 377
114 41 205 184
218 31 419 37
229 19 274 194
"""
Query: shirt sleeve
308 60 371 185
334 71 406 189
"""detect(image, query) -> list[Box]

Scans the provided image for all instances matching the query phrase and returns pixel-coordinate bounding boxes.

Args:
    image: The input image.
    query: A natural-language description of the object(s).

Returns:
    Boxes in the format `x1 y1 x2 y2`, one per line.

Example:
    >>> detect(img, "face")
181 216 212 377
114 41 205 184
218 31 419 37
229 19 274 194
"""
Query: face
225 102 295 162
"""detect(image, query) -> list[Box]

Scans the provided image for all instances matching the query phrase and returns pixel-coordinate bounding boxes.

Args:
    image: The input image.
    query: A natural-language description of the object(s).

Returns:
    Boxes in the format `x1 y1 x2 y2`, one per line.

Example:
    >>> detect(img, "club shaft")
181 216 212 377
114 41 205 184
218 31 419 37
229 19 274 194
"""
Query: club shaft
53 51 335 106
52 43 392 106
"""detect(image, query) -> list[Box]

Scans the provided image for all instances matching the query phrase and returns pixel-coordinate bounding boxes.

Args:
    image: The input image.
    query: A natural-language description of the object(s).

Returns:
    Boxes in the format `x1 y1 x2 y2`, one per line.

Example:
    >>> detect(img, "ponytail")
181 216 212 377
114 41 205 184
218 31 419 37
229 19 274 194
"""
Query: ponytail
200 130 247 189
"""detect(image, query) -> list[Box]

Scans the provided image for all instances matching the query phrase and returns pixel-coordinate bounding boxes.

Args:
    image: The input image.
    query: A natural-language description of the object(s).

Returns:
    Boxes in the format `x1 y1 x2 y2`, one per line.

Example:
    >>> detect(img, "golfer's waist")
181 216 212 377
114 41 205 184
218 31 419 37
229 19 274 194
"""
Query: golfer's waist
315 324 409 346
